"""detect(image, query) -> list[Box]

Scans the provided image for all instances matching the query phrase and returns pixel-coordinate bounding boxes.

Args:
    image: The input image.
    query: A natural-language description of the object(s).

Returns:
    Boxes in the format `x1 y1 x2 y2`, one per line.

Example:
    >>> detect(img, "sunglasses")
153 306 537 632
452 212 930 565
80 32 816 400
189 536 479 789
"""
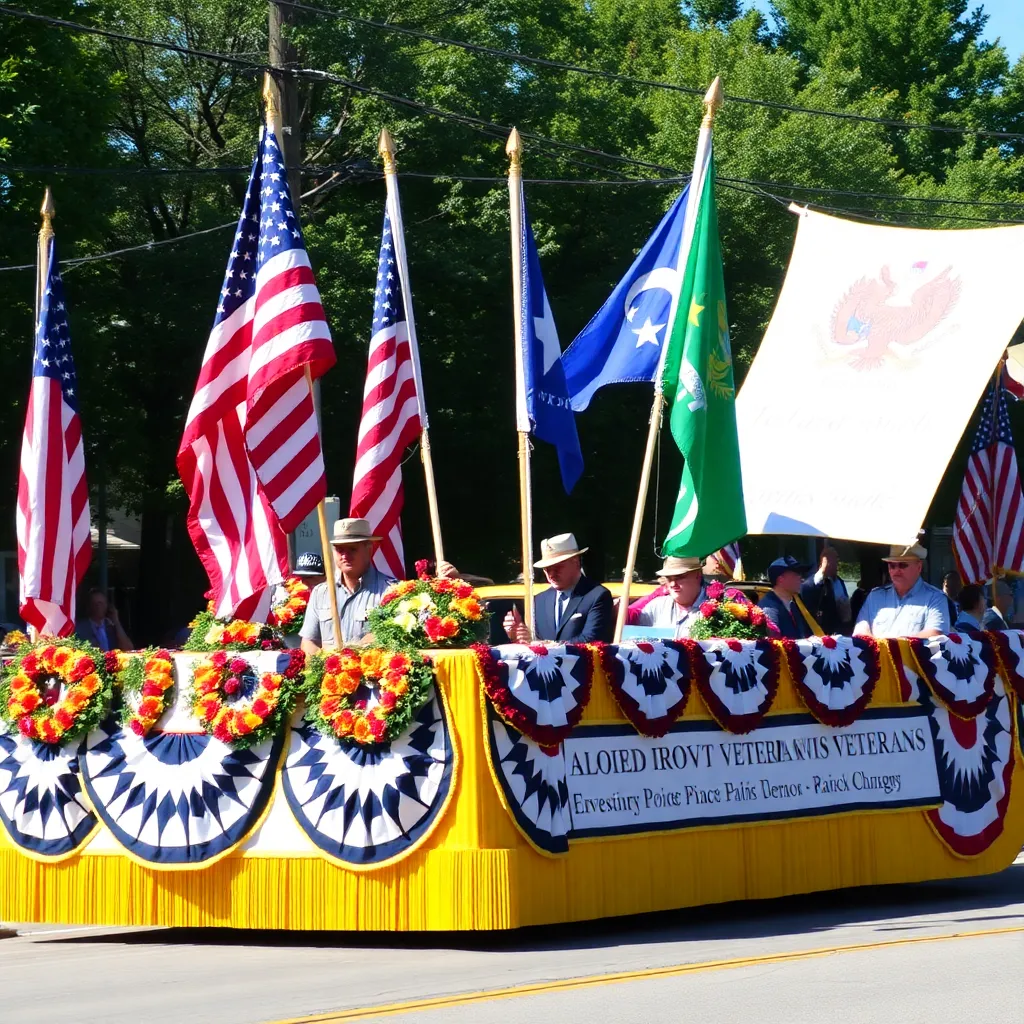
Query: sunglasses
886 561 912 570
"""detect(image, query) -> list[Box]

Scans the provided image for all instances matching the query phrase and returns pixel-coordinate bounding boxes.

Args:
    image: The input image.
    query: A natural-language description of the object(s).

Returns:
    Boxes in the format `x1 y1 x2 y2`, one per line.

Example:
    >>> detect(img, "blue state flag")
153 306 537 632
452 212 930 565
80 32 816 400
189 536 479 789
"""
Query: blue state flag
517 191 584 493
561 187 689 411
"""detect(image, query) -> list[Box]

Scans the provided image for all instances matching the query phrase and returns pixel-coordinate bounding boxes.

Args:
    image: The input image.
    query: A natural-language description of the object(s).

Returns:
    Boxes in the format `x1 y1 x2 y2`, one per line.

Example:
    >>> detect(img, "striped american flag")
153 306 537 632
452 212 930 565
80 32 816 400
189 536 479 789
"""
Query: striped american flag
953 378 1024 584
349 207 425 579
178 126 335 621
17 238 90 636
714 541 742 577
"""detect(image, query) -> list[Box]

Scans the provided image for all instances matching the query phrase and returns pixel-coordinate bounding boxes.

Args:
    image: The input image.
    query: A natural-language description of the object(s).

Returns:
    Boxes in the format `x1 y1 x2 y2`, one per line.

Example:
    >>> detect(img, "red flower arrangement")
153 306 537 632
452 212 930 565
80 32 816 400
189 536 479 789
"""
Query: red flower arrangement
115 648 175 737
689 582 778 640
0 639 115 745
302 646 435 746
268 576 311 635
189 649 303 749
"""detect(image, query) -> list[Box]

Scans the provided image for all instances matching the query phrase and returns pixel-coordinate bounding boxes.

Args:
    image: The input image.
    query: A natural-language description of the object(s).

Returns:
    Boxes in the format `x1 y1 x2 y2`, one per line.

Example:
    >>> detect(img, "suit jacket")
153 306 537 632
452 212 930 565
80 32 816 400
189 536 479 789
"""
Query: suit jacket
535 575 614 643
76 617 116 651
800 575 851 635
758 590 814 640
981 607 1008 631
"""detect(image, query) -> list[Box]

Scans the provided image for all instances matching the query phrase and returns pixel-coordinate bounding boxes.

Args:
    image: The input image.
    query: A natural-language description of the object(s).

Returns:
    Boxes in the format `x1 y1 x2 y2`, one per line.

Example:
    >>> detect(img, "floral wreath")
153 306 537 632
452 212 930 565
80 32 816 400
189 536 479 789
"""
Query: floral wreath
0 638 116 745
269 576 310 635
183 604 283 652
368 577 490 649
303 647 435 746
115 649 175 737
190 649 303 748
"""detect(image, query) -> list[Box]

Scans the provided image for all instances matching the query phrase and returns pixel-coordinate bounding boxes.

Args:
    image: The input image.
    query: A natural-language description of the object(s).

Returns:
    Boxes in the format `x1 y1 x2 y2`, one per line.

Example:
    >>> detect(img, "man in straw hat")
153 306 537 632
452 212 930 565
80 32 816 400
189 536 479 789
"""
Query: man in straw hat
300 518 396 653
628 556 708 638
853 542 949 639
504 533 613 644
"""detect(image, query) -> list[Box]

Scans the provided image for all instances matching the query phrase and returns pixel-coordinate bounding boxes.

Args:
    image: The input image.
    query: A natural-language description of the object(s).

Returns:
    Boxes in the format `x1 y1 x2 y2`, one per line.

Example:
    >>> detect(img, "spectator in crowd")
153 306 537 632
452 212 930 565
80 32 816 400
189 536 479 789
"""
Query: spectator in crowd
854 543 949 639
800 543 852 635
981 580 1013 630
300 518 394 653
629 556 707 638
504 533 613 644
759 556 814 639
941 570 962 625
954 584 986 631
292 551 326 589
76 588 133 651
850 579 870 624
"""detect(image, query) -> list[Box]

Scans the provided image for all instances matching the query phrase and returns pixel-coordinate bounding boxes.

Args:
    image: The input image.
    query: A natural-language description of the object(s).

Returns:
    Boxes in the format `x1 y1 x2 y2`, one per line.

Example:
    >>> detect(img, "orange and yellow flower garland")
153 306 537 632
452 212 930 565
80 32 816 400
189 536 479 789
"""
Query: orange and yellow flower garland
115 649 175 737
269 575 311 635
304 647 435 746
368 577 489 649
0 640 115 745
189 650 303 748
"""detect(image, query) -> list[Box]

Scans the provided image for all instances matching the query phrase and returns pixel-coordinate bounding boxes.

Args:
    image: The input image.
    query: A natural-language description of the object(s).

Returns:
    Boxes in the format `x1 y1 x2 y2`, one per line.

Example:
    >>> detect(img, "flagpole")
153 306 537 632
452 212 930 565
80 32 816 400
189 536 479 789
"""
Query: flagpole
263 72 342 649
613 77 723 642
507 128 535 638
378 128 445 567
989 361 1002 606
27 189 56 643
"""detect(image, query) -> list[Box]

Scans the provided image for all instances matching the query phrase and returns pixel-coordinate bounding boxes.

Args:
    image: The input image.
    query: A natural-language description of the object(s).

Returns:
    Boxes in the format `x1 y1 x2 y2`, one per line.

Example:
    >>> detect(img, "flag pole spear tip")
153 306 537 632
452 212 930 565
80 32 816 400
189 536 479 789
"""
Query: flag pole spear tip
40 187 55 224
703 76 724 124
378 128 397 173
506 127 522 164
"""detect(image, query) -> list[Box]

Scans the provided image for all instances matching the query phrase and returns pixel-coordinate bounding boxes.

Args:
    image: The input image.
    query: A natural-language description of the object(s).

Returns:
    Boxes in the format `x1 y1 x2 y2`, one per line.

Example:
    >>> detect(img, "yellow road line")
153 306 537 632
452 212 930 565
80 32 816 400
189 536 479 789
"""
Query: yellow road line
273 924 1024 1023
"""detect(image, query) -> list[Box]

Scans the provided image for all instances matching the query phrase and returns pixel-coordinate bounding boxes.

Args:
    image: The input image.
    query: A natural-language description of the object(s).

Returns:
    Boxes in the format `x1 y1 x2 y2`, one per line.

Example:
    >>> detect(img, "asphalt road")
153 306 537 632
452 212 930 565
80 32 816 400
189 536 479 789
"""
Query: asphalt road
4 856 1024 1024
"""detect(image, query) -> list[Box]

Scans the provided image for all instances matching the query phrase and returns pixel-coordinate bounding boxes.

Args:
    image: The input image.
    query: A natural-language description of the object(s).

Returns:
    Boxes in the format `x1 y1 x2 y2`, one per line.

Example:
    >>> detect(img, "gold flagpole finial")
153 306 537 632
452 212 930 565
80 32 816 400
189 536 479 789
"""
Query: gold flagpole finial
40 187 55 228
378 128 397 175
506 128 522 172
262 72 281 131
702 76 724 128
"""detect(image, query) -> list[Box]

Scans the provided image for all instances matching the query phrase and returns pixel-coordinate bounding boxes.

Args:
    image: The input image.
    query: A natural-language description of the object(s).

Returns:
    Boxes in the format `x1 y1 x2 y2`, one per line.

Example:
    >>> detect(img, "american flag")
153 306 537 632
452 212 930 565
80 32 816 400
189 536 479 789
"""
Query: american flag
17 238 90 636
953 379 1024 584
178 126 335 620
714 541 742 578
349 209 425 579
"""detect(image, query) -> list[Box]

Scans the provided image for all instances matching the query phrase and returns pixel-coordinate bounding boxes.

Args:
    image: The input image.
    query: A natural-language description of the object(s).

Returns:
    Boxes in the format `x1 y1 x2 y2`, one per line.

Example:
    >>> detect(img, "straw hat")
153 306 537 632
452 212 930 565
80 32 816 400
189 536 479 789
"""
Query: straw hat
534 533 588 569
331 517 381 546
657 556 702 578
882 542 927 562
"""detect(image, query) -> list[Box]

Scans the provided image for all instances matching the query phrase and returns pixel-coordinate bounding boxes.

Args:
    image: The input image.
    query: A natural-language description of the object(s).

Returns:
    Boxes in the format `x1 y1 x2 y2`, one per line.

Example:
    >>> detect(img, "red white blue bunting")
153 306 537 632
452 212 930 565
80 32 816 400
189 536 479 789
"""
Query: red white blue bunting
694 638 779 734
473 643 593 747
922 673 1013 857
0 719 96 858
908 632 998 719
597 641 693 737
784 636 880 728
484 700 569 855
988 629 1024 703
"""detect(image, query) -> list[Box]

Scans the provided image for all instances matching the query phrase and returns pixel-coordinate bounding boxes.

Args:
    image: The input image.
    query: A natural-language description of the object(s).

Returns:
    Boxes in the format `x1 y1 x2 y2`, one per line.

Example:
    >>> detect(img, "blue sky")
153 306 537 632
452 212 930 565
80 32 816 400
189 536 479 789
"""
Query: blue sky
747 0 1023 61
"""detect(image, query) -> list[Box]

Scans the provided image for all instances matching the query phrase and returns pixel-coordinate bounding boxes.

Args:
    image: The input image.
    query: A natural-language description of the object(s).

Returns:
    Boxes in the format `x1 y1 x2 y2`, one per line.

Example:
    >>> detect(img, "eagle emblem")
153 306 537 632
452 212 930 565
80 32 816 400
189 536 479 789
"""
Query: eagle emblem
828 264 961 370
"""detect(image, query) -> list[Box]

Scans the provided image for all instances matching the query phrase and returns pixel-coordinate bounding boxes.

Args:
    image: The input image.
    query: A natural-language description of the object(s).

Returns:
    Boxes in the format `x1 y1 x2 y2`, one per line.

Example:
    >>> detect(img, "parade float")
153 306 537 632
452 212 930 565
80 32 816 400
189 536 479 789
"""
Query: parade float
2 579 1024 932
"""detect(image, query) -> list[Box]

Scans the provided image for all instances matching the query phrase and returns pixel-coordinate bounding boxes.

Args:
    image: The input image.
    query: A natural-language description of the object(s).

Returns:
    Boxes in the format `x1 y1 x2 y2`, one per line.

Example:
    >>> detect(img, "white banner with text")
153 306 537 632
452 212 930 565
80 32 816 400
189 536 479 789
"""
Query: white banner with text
563 707 940 838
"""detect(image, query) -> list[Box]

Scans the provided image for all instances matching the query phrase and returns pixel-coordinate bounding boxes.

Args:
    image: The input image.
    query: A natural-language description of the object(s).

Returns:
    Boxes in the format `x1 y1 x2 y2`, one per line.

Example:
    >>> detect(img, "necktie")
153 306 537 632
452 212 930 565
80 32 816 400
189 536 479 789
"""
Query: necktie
555 592 567 630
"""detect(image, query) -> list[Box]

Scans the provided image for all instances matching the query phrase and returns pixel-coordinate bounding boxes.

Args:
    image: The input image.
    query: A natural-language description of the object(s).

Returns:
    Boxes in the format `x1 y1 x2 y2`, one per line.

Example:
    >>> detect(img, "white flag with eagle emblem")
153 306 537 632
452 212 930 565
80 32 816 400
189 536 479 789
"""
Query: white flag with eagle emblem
737 209 1024 545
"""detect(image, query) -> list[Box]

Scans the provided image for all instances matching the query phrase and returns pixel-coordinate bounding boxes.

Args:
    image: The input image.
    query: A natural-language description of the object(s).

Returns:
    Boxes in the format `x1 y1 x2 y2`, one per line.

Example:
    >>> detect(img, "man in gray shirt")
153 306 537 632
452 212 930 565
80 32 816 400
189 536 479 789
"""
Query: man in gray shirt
854 542 949 639
299 518 396 653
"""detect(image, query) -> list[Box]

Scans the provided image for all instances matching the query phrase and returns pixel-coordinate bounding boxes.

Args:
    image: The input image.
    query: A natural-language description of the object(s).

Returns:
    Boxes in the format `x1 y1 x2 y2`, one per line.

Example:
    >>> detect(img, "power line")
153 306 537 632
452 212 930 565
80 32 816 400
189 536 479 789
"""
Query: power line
274 0 1024 143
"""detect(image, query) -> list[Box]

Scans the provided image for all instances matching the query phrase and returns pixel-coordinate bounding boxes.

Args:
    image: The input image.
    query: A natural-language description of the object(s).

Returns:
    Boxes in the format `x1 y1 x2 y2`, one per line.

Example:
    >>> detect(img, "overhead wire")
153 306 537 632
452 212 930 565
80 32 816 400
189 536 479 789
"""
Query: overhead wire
272 0 1024 143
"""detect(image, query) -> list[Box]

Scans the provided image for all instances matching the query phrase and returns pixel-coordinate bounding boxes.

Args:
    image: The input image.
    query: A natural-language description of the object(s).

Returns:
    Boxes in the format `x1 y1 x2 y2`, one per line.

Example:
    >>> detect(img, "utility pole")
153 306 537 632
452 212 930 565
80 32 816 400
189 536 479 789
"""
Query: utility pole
267 2 302 209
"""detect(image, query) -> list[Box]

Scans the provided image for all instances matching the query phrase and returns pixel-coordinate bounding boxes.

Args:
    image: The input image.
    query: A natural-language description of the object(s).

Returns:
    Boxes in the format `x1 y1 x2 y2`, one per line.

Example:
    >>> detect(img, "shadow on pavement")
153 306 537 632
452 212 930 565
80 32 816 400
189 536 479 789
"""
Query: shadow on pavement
36 860 1024 953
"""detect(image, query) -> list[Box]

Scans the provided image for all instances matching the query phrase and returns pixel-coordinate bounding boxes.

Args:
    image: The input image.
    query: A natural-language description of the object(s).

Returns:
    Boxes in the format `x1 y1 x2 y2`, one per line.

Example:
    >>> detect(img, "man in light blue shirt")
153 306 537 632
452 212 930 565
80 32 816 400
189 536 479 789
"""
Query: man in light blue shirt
854 543 950 639
851 544 946 638
300 518 396 652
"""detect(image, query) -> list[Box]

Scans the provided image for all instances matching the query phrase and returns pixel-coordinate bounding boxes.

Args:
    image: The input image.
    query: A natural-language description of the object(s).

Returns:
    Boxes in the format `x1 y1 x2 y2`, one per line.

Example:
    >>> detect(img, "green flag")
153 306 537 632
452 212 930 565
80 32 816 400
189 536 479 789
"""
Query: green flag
661 153 745 557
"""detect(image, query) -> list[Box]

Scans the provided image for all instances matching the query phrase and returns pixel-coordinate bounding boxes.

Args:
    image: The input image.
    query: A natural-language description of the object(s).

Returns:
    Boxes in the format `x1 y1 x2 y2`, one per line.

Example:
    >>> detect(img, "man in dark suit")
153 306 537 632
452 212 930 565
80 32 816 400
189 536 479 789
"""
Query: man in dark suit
504 533 613 644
